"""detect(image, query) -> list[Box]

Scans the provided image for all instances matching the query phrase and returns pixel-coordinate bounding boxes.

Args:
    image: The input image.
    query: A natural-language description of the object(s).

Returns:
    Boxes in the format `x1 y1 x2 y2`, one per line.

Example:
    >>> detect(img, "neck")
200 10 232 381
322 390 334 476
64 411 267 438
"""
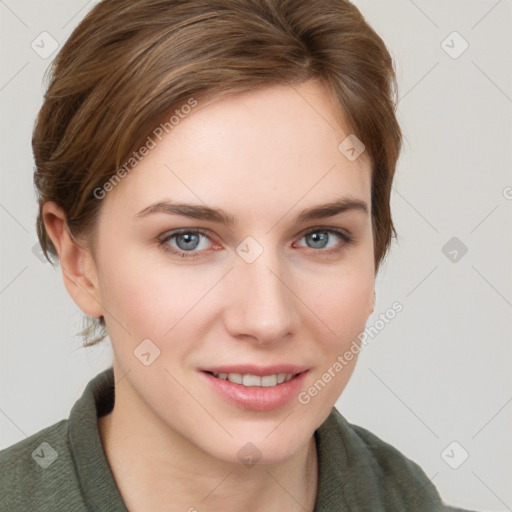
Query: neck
98 369 318 512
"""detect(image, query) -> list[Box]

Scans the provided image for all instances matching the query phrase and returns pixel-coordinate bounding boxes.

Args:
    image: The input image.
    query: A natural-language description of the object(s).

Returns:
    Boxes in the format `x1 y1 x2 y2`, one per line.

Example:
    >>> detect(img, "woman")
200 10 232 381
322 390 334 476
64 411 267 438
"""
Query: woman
0 0 474 510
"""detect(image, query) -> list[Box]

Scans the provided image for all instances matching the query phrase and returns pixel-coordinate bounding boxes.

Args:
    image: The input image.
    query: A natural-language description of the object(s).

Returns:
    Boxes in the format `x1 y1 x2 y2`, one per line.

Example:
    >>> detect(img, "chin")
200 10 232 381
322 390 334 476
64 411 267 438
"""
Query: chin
201 423 313 467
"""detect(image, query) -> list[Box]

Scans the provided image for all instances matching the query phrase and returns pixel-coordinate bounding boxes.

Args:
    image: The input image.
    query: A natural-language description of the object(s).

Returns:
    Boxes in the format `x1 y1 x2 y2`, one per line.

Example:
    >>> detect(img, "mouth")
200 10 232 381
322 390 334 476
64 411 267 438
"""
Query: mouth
203 370 302 387
198 365 310 411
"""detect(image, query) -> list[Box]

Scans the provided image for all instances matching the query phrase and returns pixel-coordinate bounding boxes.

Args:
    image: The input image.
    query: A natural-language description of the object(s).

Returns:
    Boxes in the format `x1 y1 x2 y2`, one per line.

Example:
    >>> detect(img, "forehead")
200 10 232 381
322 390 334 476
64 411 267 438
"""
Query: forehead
103 80 371 221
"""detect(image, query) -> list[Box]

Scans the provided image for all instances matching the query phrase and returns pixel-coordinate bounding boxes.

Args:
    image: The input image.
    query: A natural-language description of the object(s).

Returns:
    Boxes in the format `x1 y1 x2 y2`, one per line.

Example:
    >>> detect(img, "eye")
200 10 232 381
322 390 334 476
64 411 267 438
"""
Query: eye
157 226 355 259
294 228 354 254
158 229 216 258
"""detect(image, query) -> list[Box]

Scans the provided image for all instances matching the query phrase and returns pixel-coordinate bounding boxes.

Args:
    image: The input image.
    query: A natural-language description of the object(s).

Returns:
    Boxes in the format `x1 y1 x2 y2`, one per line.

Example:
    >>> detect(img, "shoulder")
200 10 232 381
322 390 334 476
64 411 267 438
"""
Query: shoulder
347 418 435 487
317 408 473 511
0 419 86 511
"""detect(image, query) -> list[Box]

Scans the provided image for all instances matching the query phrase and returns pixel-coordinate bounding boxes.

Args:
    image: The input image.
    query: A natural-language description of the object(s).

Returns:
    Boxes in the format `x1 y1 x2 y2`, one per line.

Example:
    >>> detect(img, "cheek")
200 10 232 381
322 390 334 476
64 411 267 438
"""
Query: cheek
96 251 185 340
328 276 373 331
296 267 374 412
309 280 374 371
97 251 228 358
304 255 375 344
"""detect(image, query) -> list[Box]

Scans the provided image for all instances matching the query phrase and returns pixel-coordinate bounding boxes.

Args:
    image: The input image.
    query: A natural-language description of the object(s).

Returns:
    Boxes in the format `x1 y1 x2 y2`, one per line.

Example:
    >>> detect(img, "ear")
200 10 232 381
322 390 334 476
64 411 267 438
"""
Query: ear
42 201 103 318
370 290 376 315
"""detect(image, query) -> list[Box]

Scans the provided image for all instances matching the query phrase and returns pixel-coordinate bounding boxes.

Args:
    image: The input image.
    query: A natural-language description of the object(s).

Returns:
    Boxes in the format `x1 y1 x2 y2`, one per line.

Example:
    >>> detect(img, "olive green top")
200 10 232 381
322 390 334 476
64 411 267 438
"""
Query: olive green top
0 367 473 511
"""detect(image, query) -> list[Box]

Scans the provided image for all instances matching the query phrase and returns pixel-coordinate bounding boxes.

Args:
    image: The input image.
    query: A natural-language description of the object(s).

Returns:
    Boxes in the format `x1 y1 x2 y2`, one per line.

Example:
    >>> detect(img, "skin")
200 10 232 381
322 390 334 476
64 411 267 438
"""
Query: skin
43 79 375 512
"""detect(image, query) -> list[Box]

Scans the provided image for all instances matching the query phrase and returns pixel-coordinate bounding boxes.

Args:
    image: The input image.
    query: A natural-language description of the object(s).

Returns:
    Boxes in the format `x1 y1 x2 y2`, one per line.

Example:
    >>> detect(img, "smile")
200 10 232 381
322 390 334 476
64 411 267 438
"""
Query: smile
207 372 297 387
199 368 310 411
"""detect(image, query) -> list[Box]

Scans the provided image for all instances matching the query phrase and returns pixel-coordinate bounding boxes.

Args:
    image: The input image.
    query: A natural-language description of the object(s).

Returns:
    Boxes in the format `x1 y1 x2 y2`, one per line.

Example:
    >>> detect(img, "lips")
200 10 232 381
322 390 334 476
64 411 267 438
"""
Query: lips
198 364 310 410
200 364 310 377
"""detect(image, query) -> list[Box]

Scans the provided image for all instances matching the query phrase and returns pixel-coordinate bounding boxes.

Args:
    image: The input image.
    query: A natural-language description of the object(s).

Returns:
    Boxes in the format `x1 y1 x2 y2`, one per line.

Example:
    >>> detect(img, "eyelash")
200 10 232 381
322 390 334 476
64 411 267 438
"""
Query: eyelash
157 227 355 259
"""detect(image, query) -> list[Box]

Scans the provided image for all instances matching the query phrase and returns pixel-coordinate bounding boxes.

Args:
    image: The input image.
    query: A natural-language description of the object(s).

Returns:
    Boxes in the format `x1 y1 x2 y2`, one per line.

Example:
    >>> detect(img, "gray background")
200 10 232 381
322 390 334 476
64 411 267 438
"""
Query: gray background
1 1 511 510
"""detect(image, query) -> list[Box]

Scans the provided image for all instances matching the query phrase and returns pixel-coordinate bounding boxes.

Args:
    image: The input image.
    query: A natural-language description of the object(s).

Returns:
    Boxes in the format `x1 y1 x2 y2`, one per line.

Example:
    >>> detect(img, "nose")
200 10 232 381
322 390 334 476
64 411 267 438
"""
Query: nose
223 249 300 345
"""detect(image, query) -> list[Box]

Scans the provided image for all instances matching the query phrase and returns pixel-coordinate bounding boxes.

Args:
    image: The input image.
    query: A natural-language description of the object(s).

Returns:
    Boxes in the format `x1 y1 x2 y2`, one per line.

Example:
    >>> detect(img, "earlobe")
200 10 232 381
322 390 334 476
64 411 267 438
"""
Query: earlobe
42 201 103 318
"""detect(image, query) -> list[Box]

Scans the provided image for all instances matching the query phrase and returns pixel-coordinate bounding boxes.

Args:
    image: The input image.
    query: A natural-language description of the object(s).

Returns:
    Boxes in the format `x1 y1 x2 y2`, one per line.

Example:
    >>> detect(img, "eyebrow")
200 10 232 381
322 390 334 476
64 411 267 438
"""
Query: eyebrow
133 197 369 225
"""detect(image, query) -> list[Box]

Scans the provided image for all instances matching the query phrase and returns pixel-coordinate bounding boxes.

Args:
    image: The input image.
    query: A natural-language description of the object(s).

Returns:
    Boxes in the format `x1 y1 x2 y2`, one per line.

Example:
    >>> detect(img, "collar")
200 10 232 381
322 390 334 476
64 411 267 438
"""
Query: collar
68 367 128 511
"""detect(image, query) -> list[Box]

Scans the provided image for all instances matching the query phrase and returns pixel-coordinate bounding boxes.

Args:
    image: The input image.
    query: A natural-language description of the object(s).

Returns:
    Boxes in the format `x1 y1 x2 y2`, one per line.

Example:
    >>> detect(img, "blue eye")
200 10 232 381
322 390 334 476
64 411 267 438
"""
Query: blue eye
159 230 212 258
299 229 347 250
157 227 354 259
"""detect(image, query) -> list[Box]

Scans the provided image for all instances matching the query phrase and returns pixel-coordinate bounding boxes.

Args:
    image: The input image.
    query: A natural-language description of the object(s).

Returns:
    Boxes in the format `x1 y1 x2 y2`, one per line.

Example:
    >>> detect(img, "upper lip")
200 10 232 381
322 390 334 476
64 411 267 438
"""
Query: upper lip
200 364 310 376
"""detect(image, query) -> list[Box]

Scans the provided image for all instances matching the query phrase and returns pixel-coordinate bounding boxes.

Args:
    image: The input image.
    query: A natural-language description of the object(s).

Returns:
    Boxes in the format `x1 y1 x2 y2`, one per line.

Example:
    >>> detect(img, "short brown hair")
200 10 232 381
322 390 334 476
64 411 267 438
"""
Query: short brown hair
33 0 402 346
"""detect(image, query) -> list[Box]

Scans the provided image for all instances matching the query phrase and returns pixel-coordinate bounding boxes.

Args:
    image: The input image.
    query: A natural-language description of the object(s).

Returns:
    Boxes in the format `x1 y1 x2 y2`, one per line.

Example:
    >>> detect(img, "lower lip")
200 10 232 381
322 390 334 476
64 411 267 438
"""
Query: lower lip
199 371 309 411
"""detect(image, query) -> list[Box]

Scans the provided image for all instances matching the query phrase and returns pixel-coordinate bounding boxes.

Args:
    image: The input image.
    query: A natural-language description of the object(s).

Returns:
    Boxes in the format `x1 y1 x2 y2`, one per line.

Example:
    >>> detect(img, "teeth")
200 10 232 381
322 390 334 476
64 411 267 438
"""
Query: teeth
212 372 296 387
261 375 277 387
243 374 261 386
228 373 243 384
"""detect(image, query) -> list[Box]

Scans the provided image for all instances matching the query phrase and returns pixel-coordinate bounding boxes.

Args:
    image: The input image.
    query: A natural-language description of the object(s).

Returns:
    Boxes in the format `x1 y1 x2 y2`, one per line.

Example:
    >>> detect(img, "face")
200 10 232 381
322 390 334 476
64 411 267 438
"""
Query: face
90 79 375 464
